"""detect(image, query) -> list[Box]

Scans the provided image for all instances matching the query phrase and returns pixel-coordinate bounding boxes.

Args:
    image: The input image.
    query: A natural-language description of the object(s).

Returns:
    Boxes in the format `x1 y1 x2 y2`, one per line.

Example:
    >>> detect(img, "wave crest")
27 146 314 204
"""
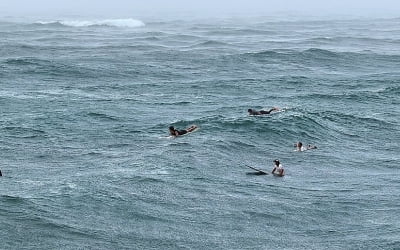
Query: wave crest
36 18 145 28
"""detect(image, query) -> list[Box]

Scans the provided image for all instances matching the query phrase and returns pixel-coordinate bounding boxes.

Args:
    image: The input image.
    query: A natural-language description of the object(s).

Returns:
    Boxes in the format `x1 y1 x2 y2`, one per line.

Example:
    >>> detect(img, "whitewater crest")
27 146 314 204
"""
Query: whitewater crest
36 18 145 28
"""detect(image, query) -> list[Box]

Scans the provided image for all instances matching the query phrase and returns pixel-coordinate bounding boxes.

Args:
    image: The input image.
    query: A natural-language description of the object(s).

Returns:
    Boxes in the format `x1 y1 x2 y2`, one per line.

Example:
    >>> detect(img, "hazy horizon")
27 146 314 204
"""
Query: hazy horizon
1 0 400 20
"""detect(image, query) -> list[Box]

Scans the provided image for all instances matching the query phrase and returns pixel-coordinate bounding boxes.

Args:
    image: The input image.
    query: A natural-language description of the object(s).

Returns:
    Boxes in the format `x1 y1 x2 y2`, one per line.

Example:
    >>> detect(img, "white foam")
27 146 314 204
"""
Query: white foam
37 18 145 28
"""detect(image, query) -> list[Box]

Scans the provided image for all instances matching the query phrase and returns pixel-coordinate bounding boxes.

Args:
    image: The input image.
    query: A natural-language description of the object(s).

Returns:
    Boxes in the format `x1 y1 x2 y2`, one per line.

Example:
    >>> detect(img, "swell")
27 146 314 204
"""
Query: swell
3 43 167 52
378 85 400 96
176 106 398 149
201 28 277 36
305 36 400 45
172 111 332 145
2 126 47 139
0 195 105 246
300 91 386 104
4 57 52 66
235 48 400 66
85 112 120 121
2 56 126 79
189 40 234 49
316 111 398 131
0 194 28 204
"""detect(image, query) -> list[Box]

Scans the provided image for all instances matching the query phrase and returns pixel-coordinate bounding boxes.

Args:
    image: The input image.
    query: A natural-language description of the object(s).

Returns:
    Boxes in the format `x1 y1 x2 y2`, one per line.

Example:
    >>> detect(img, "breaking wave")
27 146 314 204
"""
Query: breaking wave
35 18 145 28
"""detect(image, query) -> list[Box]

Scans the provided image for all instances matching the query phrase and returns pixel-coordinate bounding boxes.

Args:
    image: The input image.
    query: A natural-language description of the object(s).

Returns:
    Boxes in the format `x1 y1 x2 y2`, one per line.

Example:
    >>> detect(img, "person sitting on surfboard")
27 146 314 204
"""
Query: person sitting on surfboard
294 142 317 151
295 142 306 151
271 159 284 176
248 107 279 115
169 125 197 136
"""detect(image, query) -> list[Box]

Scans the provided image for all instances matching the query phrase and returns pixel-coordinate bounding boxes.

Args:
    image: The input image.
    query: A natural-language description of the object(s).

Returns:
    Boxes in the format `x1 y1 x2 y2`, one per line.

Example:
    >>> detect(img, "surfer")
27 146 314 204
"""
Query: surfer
271 159 285 176
169 125 197 136
295 142 306 151
248 107 279 115
295 142 317 151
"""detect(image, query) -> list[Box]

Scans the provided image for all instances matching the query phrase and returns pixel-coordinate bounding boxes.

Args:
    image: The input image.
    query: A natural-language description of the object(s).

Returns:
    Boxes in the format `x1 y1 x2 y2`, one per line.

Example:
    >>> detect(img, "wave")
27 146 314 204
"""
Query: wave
178 111 328 141
379 85 400 96
190 40 233 48
0 195 27 203
4 57 52 66
86 112 119 121
306 36 400 45
3 56 125 79
35 18 145 28
233 48 400 68
202 28 277 36
301 48 340 58
190 107 395 144
2 126 47 138
241 48 350 59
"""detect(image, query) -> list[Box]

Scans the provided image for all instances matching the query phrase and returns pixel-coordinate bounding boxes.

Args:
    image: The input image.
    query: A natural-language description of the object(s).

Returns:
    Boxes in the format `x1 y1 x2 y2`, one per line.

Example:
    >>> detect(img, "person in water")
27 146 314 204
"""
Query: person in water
295 142 317 151
169 125 197 136
271 159 285 176
295 142 306 151
248 107 279 115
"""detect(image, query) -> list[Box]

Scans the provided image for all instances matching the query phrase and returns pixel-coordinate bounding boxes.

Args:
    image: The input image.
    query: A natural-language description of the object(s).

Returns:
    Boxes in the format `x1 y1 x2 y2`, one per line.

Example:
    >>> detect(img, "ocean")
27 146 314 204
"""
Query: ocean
0 15 399 249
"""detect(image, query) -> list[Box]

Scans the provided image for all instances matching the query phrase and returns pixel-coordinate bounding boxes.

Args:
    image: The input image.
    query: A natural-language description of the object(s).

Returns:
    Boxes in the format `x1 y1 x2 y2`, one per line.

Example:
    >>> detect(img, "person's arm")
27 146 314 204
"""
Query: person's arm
272 167 276 174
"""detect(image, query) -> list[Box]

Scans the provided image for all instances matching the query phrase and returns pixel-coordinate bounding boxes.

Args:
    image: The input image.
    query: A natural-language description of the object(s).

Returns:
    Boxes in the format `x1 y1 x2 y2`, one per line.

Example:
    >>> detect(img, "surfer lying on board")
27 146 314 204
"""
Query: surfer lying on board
169 125 197 136
271 159 285 176
294 142 317 151
248 107 279 115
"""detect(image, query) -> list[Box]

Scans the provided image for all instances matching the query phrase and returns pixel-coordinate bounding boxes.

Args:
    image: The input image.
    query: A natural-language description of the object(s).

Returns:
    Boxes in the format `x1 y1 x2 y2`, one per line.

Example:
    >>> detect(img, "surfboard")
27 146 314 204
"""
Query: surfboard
185 126 198 134
246 165 268 175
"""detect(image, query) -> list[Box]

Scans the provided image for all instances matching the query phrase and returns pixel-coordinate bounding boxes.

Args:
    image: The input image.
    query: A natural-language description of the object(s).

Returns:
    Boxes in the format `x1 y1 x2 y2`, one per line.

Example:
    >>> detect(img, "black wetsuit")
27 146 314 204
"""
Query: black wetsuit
170 129 187 136
249 108 275 115
176 129 187 135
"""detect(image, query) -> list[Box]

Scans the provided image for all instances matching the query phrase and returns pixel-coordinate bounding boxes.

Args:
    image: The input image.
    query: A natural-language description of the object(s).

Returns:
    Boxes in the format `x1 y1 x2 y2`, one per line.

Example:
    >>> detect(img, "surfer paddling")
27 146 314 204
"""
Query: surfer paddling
248 107 279 115
169 125 197 136
272 159 285 177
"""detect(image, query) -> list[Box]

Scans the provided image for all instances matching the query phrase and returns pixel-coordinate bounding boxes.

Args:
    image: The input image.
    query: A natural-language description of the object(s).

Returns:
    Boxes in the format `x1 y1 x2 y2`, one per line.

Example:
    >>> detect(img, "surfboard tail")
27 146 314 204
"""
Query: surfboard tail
245 165 269 175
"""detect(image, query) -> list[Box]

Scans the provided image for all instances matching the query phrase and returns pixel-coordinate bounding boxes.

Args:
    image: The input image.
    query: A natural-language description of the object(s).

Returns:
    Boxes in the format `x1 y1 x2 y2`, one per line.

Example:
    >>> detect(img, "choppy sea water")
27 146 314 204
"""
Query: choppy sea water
1 16 399 249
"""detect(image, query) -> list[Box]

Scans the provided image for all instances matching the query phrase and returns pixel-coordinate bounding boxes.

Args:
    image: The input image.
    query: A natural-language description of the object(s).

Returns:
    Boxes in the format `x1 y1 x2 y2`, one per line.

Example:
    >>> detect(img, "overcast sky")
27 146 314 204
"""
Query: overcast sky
1 0 399 19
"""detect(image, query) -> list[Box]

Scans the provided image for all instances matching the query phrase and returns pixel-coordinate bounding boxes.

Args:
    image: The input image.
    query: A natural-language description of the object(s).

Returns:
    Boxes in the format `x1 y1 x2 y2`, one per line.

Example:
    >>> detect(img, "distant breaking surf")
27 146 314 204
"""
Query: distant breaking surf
35 18 145 28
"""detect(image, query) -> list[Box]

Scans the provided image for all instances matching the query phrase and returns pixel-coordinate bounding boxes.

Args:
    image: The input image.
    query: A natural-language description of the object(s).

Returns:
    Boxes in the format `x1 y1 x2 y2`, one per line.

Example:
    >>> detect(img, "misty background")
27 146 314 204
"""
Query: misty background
1 0 399 20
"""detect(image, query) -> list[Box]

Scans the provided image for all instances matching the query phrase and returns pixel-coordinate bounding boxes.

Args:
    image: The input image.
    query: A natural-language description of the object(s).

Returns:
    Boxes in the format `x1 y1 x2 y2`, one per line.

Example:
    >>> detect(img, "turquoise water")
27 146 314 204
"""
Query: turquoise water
1 16 400 249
